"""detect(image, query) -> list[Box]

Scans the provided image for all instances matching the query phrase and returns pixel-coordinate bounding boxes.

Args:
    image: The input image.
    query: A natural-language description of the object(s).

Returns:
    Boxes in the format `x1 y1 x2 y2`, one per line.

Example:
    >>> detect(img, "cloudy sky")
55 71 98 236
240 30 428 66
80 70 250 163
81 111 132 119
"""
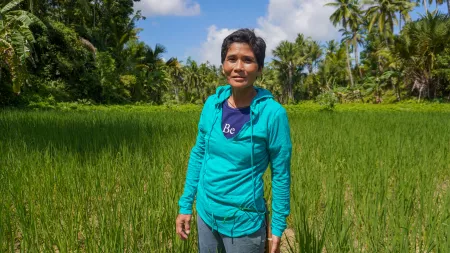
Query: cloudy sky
133 0 444 66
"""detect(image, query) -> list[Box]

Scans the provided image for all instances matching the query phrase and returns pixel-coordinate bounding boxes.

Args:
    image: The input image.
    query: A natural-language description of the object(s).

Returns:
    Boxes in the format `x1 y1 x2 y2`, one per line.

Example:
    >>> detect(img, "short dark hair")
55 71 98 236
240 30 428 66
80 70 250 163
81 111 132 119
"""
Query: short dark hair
221 29 266 69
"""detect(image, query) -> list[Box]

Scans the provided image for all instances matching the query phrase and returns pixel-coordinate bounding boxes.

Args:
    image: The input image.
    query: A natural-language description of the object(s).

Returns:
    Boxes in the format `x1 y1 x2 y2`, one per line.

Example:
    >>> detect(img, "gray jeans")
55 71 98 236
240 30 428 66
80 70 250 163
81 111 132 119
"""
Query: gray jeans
197 214 266 253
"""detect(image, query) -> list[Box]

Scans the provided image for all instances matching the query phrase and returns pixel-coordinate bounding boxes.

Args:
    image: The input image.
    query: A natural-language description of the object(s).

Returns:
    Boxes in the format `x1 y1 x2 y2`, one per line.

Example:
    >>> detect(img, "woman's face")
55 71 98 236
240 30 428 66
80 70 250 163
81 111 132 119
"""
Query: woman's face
222 43 261 89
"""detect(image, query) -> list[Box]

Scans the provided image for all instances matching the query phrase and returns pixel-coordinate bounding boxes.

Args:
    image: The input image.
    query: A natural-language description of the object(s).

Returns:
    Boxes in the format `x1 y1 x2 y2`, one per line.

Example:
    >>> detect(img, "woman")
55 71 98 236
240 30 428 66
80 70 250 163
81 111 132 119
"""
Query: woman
176 29 292 253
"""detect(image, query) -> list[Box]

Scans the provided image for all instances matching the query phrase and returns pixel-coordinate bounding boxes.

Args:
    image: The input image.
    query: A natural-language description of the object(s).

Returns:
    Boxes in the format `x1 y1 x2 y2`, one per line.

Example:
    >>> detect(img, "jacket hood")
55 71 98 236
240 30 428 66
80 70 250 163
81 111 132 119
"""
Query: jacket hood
213 84 274 115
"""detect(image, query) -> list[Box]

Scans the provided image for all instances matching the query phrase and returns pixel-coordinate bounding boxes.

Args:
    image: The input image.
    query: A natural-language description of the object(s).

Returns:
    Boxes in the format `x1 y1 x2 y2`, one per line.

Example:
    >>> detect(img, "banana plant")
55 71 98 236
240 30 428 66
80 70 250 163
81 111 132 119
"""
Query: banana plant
0 0 44 93
363 76 388 103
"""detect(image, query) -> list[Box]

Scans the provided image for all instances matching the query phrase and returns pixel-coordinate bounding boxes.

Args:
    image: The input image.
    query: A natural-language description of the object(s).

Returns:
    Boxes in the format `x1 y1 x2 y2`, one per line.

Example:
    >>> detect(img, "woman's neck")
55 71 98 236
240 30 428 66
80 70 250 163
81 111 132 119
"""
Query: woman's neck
229 85 257 108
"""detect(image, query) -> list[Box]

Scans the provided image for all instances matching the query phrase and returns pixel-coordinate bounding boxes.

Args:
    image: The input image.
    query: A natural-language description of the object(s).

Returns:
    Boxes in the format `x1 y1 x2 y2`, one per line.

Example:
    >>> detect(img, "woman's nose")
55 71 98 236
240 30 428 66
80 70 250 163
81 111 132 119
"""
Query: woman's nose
234 60 244 71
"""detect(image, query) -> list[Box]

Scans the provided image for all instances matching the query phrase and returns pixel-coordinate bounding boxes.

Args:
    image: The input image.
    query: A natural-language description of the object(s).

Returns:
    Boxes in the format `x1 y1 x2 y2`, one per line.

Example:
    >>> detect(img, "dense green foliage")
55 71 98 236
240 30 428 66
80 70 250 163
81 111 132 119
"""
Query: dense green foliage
1 109 449 252
0 0 450 107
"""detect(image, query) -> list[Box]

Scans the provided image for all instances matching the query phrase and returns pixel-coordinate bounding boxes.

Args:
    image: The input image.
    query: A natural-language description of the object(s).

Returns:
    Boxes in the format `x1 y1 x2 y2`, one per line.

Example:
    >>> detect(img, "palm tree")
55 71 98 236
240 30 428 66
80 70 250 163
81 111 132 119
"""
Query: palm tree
319 43 348 89
340 27 364 78
420 0 430 12
198 63 211 103
365 0 401 43
272 40 303 103
184 58 202 102
326 0 361 87
305 39 323 74
0 0 44 93
346 6 365 78
20 0 47 17
393 12 450 100
433 0 450 14
397 0 416 30
131 43 167 101
325 40 340 55
374 46 403 101
415 0 446 12
166 58 183 103
141 44 167 72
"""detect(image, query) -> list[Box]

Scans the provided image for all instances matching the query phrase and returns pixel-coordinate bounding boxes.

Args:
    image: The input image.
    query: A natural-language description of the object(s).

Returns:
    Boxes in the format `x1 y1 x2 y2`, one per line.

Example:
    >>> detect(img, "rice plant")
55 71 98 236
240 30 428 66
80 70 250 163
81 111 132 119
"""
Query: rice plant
0 109 449 252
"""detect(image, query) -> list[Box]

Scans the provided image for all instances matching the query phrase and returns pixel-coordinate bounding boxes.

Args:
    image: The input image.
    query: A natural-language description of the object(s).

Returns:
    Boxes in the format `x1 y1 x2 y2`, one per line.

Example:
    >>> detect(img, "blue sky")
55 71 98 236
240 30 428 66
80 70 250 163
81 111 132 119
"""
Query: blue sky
133 0 448 66
134 0 265 64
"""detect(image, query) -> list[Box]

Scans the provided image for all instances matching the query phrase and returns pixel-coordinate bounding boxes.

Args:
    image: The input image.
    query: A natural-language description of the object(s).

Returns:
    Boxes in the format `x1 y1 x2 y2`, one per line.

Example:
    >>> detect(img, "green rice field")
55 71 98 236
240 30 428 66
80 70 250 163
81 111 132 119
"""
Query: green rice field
1 107 449 252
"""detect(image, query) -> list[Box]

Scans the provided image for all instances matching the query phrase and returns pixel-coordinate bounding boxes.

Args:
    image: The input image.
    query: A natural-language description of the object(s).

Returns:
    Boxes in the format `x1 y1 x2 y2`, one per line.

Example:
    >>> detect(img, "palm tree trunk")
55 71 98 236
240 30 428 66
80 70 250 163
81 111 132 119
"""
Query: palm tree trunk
93 0 96 28
183 83 188 103
393 82 401 102
174 84 179 103
354 39 362 78
447 0 450 14
195 80 200 100
423 0 428 12
288 66 294 103
345 41 354 87
202 85 206 103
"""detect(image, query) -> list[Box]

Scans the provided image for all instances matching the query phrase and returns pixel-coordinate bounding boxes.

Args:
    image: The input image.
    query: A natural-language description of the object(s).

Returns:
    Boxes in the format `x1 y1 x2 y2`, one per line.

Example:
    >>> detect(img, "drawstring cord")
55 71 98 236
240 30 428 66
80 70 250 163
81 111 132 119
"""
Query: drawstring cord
202 106 220 232
202 97 267 235
250 107 268 229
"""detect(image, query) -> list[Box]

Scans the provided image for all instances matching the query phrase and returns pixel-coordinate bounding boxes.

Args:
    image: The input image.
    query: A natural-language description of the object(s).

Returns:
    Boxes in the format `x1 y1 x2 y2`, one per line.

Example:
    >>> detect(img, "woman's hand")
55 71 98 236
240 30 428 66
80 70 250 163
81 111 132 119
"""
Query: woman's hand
176 214 192 240
271 235 281 253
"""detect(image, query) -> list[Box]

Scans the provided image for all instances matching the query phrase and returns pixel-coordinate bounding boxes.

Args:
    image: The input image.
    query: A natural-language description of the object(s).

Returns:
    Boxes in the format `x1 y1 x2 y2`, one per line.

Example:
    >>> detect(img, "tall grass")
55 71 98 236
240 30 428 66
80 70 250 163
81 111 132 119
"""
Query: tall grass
1 109 449 252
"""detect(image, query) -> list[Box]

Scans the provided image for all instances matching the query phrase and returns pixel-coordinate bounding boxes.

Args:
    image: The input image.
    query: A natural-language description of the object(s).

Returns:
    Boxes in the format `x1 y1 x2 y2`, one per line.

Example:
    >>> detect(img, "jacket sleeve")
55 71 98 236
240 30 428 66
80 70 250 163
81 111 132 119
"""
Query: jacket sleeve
178 97 211 214
268 107 292 237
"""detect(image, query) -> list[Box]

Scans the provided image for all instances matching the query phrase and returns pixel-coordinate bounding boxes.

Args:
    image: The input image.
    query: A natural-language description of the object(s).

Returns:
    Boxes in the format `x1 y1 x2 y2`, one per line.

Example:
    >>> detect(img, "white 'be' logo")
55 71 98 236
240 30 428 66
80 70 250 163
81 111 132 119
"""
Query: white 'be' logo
223 124 235 135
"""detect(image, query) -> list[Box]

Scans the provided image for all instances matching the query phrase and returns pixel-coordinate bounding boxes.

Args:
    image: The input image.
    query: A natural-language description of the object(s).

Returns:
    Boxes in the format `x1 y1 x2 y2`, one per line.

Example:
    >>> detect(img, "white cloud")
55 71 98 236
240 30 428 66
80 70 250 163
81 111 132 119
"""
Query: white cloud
198 26 236 66
134 0 200 16
195 0 340 66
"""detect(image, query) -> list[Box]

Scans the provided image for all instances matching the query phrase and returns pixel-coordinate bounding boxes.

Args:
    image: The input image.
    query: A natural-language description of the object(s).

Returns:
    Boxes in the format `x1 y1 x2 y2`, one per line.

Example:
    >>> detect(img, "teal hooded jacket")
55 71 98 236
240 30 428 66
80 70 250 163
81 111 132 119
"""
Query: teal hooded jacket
178 85 292 237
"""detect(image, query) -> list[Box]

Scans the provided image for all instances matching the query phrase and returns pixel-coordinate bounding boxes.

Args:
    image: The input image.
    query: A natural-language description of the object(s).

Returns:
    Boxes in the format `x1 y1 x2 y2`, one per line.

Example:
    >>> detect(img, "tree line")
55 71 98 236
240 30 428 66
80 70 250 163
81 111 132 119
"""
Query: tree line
1 0 449 107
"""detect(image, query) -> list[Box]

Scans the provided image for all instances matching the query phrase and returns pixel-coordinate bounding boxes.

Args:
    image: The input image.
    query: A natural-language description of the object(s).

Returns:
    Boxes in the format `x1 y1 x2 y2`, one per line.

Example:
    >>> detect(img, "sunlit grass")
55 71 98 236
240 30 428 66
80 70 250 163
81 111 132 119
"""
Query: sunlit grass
1 109 449 252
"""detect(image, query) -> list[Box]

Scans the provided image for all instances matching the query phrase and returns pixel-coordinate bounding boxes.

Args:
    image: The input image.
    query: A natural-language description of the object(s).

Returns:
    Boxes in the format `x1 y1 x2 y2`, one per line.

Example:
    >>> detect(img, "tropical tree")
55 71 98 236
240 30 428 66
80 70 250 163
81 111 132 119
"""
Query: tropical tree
364 0 400 43
305 39 323 74
0 0 44 93
393 12 450 100
325 40 340 55
415 0 448 13
184 58 203 103
256 63 283 101
397 0 416 30
341 28 363 78
166 58 184 103
362 75 388 102
319 42 348 89
272 39 306 103
418 0 431 12
342 4 365 78
373 46 404 101
432 0 450 14
139 44 166 75
326 0 361 87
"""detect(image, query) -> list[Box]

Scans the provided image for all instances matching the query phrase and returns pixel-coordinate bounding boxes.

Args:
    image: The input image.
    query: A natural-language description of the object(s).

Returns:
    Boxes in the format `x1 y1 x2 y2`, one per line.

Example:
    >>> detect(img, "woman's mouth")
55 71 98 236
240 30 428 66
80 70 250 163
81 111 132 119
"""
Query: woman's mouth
232 76 246 81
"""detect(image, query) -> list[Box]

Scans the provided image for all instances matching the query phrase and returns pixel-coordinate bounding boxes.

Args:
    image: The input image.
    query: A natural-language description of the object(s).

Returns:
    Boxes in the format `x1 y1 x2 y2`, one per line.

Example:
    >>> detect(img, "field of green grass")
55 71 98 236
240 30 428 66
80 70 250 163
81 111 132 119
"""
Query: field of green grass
1 105 450 252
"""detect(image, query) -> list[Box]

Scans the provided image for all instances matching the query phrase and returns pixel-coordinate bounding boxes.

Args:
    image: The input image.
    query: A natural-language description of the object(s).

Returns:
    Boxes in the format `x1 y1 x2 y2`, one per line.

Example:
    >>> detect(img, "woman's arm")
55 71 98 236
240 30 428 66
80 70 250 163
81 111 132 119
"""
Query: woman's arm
178 97 211 214
268 107 292 238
